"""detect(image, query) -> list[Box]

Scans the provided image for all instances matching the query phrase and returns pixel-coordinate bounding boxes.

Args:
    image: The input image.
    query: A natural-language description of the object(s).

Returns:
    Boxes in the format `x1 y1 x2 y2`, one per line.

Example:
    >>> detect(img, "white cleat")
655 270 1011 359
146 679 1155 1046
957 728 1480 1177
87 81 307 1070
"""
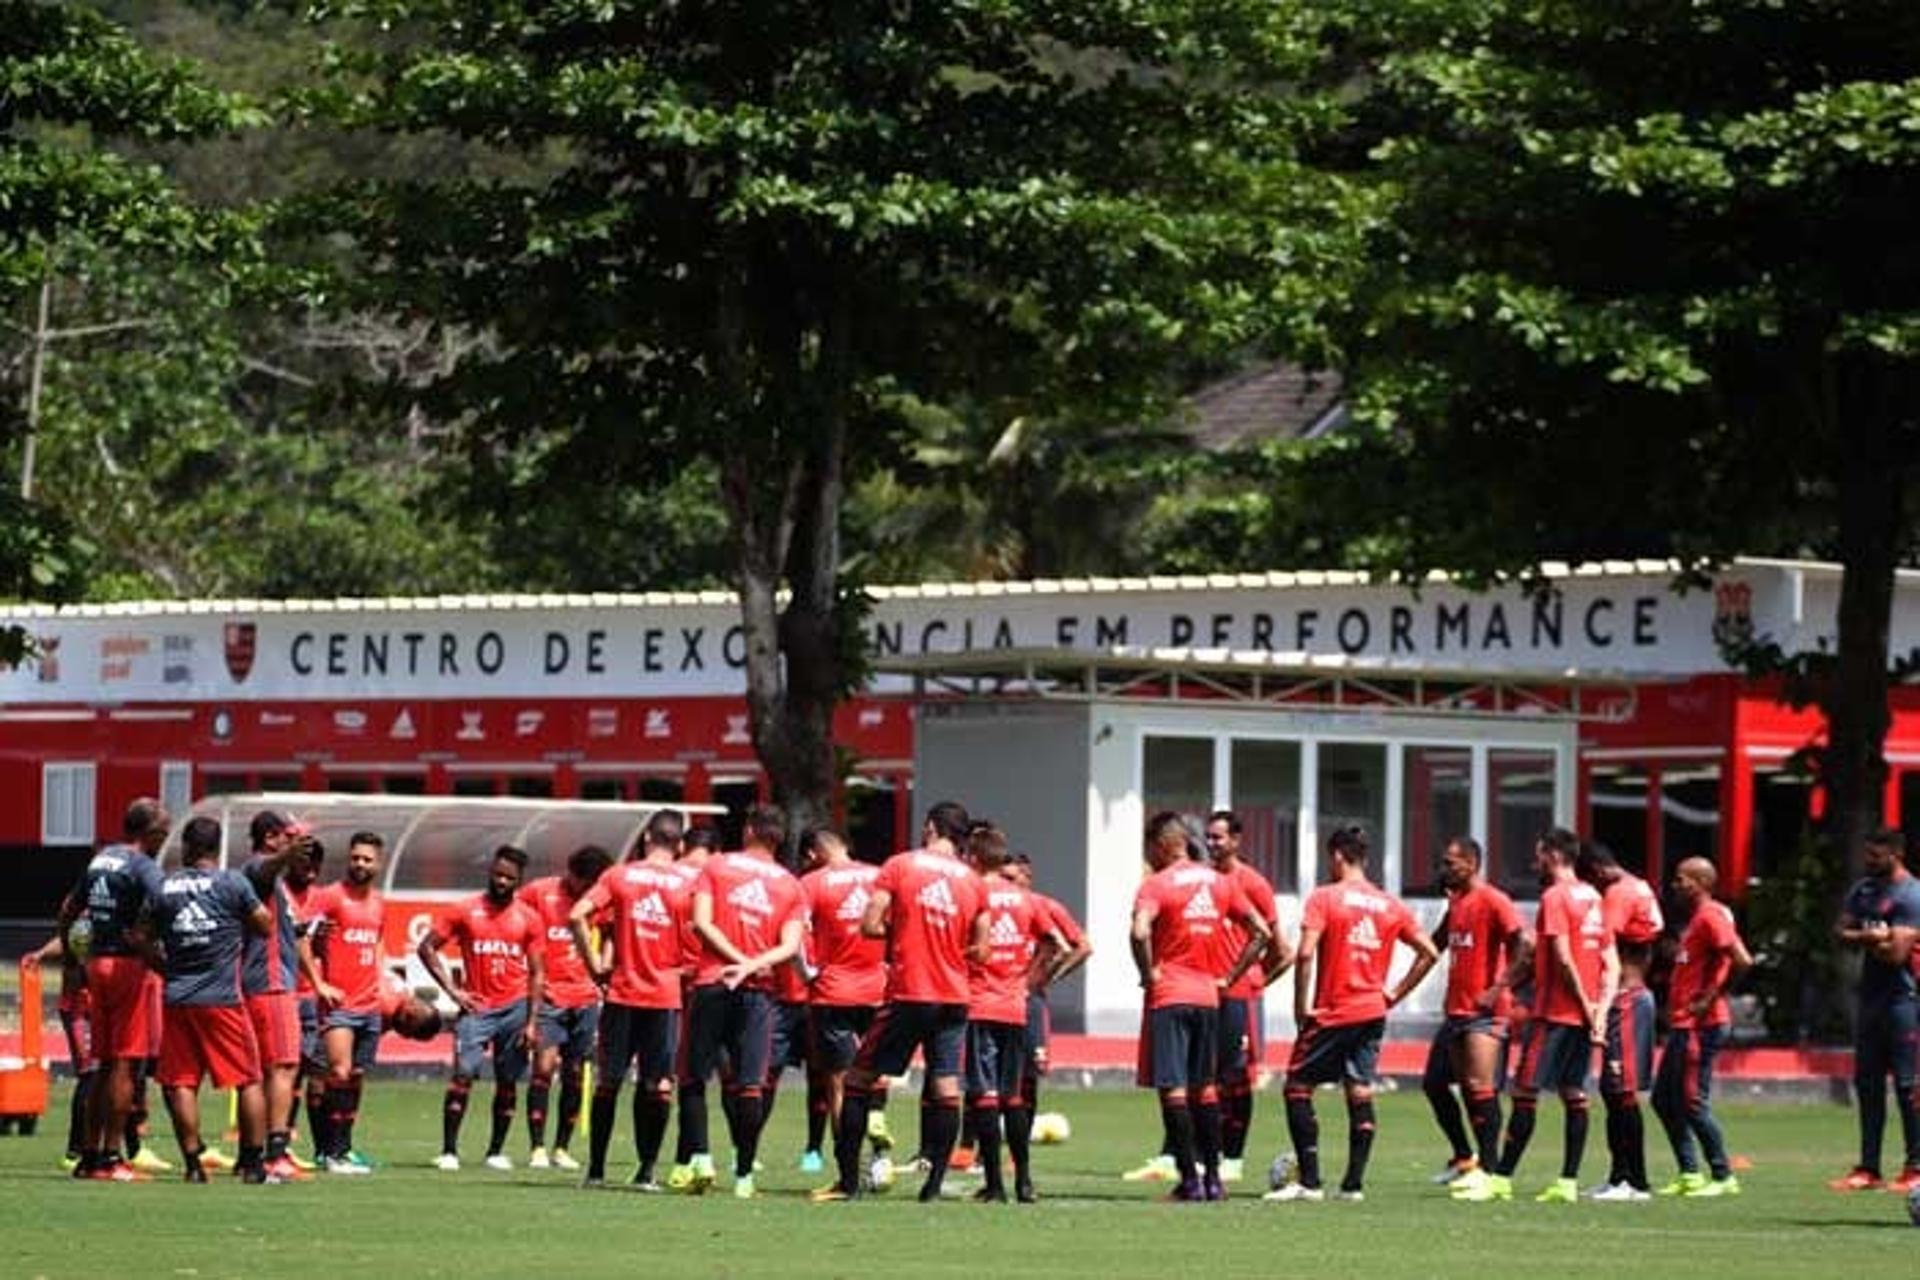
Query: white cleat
528 1147 551 1170
1262 1182 1325 1203
1219 1157 1245 1184
1591 1182 1652 1202
1333 1188 1365 1202
550 1148 580 1171
321 1155 370 1176
484 1153 514 1171
434 1153 461 1172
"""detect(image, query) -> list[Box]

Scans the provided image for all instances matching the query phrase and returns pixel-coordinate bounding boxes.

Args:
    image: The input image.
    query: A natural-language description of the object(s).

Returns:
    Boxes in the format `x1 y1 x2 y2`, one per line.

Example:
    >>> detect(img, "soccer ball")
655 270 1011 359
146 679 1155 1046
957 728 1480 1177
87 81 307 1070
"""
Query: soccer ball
1907 1183 1920 1226
866 1154 895 1194
1267 1152 1296 1192
1032 1112 1071 1145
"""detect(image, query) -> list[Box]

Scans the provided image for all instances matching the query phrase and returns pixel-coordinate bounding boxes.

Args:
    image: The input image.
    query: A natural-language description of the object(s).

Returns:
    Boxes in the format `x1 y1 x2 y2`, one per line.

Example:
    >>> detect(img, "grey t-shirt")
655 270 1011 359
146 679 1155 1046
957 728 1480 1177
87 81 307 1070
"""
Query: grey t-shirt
73 844 167 958
1843 873 1920 1004
151 868 262 1007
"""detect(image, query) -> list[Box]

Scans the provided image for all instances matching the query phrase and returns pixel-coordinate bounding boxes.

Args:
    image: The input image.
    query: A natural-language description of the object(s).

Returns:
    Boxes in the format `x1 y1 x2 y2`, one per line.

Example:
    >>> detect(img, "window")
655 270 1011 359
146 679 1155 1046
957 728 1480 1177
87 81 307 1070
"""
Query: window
507 775 555 799
1231 739 1301 895
1143 736 1214 827
1753 765 1814 885
711 777 760 848
638 777 686 804
1588 764 1652 875
846 774 901 867
159 761 193 823
1403 746 1471 895
1316 742 1387 859
327 776 374 794
452 776 499 797
579 777 626 802
43 763 97 845
1662 763 1722 867
383 774 427 796
1489 749 1556 893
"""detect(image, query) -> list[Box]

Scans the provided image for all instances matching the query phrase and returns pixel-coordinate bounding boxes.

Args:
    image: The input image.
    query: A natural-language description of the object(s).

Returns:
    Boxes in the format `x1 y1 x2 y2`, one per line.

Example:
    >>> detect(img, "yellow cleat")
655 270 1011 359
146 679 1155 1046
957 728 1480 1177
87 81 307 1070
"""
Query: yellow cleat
687 1153 716 1195
1122 1154 1179 1183
866 1110 894 1154
1535 1177 1578 1204
1657 1172 1707 1197
1452 1171 1512 1202
666 1163 694 1191
810 1184 852 1203
129 1148 174 1174
1682 1175 1741 1198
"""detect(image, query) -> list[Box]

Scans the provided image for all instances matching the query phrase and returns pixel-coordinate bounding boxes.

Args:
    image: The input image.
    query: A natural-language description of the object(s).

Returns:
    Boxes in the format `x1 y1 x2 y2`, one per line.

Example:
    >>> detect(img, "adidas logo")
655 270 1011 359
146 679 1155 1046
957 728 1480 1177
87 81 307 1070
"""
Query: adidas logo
1182 884 1219 921
988 913 1024 947
837 886 870 922
917 878 959 916
728 878 775 917
1348 915 1382 950
632 892 671 927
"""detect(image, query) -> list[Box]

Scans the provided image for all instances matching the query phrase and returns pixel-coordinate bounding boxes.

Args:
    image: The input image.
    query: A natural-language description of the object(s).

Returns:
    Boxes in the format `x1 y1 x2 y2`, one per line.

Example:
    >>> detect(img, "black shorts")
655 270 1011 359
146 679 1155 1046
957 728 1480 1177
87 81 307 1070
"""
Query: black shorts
536 1002 602 1068
597 1003 679 1088
1601 989 1655 1096
1218 996 1255 1079
767 1000 811 1084
1287 1018 1384 1087
686 985 775 1089
1146 1004 1219 1091
1423 1013 1510 1092
965 1021 1028 1103
1514 1021 1593 1095
809 1005 877 1073
853 1001 968 1079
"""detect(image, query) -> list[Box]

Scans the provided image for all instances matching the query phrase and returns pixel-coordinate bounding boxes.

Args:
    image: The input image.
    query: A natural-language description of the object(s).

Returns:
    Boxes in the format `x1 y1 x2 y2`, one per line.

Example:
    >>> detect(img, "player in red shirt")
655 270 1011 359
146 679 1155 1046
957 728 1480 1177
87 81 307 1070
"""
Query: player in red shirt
283 833 328 1169
815 800 987 1203
1205 810 1292 1182
800 826 895 1176
1578 841 1666 1200
665 822 717 1181
687 804 806 1199
303 831 388 1174
1424 836 1529 1186
1652 857 1752 1197
964 823 1063 1203
418 845 546 1172
518 843 614 1171
1009 852 1090 1168
571 810 695 1189
1266 825 1436 1203
1458 827 1619 1204
1134 810 1273 1202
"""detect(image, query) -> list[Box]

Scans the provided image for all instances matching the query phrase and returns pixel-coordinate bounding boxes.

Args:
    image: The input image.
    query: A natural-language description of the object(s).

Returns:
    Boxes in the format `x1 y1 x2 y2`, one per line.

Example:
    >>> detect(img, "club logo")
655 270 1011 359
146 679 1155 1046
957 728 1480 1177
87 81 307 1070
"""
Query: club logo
1711 579 1754 653
223 622 257 683
32 634 61 683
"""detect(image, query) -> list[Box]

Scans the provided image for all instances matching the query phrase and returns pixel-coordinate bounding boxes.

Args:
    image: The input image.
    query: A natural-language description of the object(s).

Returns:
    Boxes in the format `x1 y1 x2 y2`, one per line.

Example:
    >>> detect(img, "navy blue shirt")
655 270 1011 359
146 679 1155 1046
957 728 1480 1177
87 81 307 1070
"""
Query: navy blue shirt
151 867 261 1007
73 844 167 958
241 854 298 996
1844 873 1920 1003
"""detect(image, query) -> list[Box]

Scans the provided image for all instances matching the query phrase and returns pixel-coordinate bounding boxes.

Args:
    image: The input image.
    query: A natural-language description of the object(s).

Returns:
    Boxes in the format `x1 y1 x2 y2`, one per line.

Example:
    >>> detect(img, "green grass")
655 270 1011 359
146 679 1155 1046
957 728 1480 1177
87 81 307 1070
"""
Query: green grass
1 1081 1915 1278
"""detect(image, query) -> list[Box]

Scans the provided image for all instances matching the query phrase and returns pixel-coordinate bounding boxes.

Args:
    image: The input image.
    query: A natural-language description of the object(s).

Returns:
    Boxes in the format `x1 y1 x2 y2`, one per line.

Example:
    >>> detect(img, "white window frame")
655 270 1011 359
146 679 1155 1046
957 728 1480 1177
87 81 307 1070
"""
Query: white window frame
42 762 98 846
160 760 193 823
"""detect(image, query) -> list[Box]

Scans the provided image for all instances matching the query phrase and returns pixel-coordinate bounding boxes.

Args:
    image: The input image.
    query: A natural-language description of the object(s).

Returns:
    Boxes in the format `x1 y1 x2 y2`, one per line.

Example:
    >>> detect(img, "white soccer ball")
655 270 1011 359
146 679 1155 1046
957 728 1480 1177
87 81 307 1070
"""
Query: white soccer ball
1268 1152 1296 1191
1907 1183 1920 1227
1032 1112 1071 1145
866 1154 895 1194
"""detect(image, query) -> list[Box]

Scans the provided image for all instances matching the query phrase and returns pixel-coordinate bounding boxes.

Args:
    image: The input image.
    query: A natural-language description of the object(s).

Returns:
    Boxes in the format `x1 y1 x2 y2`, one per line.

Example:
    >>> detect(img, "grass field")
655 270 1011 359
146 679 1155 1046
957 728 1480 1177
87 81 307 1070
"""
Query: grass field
2 1081 1915 1278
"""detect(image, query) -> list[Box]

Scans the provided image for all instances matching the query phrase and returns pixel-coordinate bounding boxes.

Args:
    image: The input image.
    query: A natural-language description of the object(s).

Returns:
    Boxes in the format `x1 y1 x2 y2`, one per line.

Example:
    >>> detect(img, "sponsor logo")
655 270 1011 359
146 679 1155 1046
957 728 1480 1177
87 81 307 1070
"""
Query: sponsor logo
723 714 751 745
727 877 775 917
456 710 485 741
988 912 1026 947
836 885 871 922
100 634 150 683
260 710 296 727
1182 884 1220 921
644 708 672 739
515 709 544 736
469 938 524 958
858 707 885 729
1448 930 1475 951
588 708 619 738
917 878 960 916
390 709 417 739
632 891 672 927
224 622 258 683
1347 915 1383 950
341 928 382 946
333 709 368 734
211 709 234 740
163 634 193 684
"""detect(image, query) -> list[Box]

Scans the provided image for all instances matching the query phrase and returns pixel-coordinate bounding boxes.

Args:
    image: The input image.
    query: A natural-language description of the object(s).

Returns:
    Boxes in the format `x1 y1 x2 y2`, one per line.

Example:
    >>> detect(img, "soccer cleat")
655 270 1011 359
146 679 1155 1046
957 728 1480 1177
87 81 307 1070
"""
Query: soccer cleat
240 1163 270 1185
1591 1182 1651 1202
551 1148 581 1171
1682 1175 1741 1199
198 1147 233 1172
1122 1154 1179 1183
529 1147 551 1170
949 1147 977 1173
287 1150 317 1173
1535 1177 1579 1204
1451 1171 1512 1202
1163 1179 1204 1202
1218 1157 1245 1184
687 1153 717 1194
666 1163 694 1190
59 1155 79 1174
1203 1175 1226 1202
733 1173 756 1200
484 1153 514 1171
972 1185 1009 1204
434 1153 462 1172
866 1110 894 1154
1657 1171 1707 1197
130 1148 174 1174
1888 1166 1920 1193
798 1149 826 1175
579 1173 606 1190
264 1155 311 1183
631 1179 663 1193
1827 1167 1883 1192
867 1154 896 1193
1430 1155 1478 1185
810 1183 854 1203
89 1160 151 1183
184 1166 209 1184
1334 1188 1365 1202
1261 1182 1324 1203
321 1155 371 1176
1015 1177 1037 1204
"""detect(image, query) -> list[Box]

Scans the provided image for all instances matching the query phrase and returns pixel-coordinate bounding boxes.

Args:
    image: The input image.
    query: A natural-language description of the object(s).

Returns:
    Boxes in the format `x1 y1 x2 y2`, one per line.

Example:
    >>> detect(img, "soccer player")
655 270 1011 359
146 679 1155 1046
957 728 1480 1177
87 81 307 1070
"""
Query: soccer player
762 831 830 1175
1205 810 1291 1182
419 844 545 1171
1457 827 1618 1204
148 815 275 1183
304 831 389 1174
572 810 695 1189
239 810 316 1181
519 843 615 1170
815 800 987 1203
1577 841 1664 1200
1831 826 1920 1191
1652 857 1752 1197
24 931 96 1171
666 821 714 1184
1267 825 1436 1203
1009 852 1090 1172
687 804 806 1199
1424 836 1529 1188
283 834 327 1167
57 797 170 1181
965 822 1060 1203
799 826 893 1178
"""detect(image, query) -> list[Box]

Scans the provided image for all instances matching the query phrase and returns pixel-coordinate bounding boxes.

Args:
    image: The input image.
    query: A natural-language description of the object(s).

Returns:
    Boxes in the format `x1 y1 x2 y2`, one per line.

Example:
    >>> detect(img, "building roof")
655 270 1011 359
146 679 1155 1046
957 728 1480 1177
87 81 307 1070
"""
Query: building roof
1181 362 1347 450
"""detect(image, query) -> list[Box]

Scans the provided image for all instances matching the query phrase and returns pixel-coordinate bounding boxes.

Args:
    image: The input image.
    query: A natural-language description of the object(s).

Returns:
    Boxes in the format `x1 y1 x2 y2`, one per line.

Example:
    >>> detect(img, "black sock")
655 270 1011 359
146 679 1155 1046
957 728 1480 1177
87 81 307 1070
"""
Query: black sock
305 1078 331 1157
180 1140 205 1175
972 1103 1004 1193
1223 1087 1254 1160
527 1074 552 1150
1162 1097 1198 1187
324 1084 355 1159
1194 1096 1223 1179
125 1106 146 1161
1620 1102 1648 1189
556 1065 584 1151
587 1091 618 1179
1858 1076 1886 1174
266 1130 290 1163
286 1092 303 1146
1897 1083 1920 1171
1467 1089 1502 1172
806 1074 830 1153
728 1090 765 1179
679 1082 709 1159
1561 1098 1589 1180
836 1089 874 1194
1285 1092 1320 1189
919 1102 962 1200
1498 1098 1537 1176
1005 1097 1034 1186
486 1084 517 1158
1344 1097 1377 1192
442 1081 471 1157
237 1142 264 1174
66 1073 94 1158
762 1079 781 1135
635 1092 670 1178
1427 1081 1473 1162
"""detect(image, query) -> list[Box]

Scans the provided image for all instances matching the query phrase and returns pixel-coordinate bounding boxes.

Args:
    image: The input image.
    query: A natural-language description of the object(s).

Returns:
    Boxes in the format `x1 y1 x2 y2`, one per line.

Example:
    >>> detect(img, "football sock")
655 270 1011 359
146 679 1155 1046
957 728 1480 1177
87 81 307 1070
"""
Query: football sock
1285 1088 1320 1189
442 1079 471 1156
806 1071 830 1153
1895 1083 1920 1170
727 1087 765 1179
1194 1090 1224 1179
527 1073 552 1149
587 1090 618 1178
1466 1087 1502 1171
556 1063 584 1151
1497 1096 1537 1177
266 1129 290 1163
324 1083 356 1158
1857 1074 1886 1174
1223 1084 1255 1160
635 1091 671 1177
1344 1096 1377 1192
1004 1092 1034 1185
835 1089 874 1193
679 1081 710 1159
1162 1094 1199 1187
66 1073 93 1158
1560 1096 1589 1180
486 1083 517 1157
972 1101 1005 1194
919 1098 962 1200
305 1077 331 1156
1427 1079 1473 1162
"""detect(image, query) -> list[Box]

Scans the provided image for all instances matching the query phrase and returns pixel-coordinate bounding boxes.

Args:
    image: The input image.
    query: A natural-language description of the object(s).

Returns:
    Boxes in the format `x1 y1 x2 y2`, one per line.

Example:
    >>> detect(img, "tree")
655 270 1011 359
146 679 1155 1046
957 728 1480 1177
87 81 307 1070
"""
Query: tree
305 1 1348 831
1292 1 1920 874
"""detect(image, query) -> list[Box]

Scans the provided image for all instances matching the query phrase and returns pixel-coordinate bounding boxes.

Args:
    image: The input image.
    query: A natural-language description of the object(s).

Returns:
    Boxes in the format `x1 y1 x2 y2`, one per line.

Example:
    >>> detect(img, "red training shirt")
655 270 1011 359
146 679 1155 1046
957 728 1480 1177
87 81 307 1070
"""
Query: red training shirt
582 861 692 1010
309 883 387 1014
875 848 985 1005
693 853 805 992
519 876 598 1010
1218 860 1279 1000
1668 900 1742 1029
1603 873 1664 946
436 894 542 1011
803 862 887 1008
1533 879 1612 1027
1442 881 1525 1019
1134 862 1243 1011
1301 878 1419 1027
969 879 1051 1025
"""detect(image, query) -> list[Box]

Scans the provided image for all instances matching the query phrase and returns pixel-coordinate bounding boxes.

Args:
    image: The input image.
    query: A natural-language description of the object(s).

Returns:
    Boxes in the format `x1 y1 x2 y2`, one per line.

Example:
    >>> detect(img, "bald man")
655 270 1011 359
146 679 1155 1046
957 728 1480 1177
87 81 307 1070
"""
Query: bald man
1651 858 1751 1197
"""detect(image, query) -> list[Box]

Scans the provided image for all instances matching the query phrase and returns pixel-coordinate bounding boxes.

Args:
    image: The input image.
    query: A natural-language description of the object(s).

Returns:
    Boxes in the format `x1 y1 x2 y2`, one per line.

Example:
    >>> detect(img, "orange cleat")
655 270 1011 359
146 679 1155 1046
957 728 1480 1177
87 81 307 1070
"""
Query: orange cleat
1827 1167 1884 1192
88 1160 152 1184
948 1148 977 1172
1886 1166 1920 1193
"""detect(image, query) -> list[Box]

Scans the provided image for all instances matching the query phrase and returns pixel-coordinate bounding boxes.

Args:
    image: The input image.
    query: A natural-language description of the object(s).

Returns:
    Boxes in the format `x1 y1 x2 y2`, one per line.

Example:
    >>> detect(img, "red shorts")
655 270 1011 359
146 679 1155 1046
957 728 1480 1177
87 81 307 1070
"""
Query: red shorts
158 1004 262 1090
245 992 302 1069
85 956 155 1062
145 971 164 1051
